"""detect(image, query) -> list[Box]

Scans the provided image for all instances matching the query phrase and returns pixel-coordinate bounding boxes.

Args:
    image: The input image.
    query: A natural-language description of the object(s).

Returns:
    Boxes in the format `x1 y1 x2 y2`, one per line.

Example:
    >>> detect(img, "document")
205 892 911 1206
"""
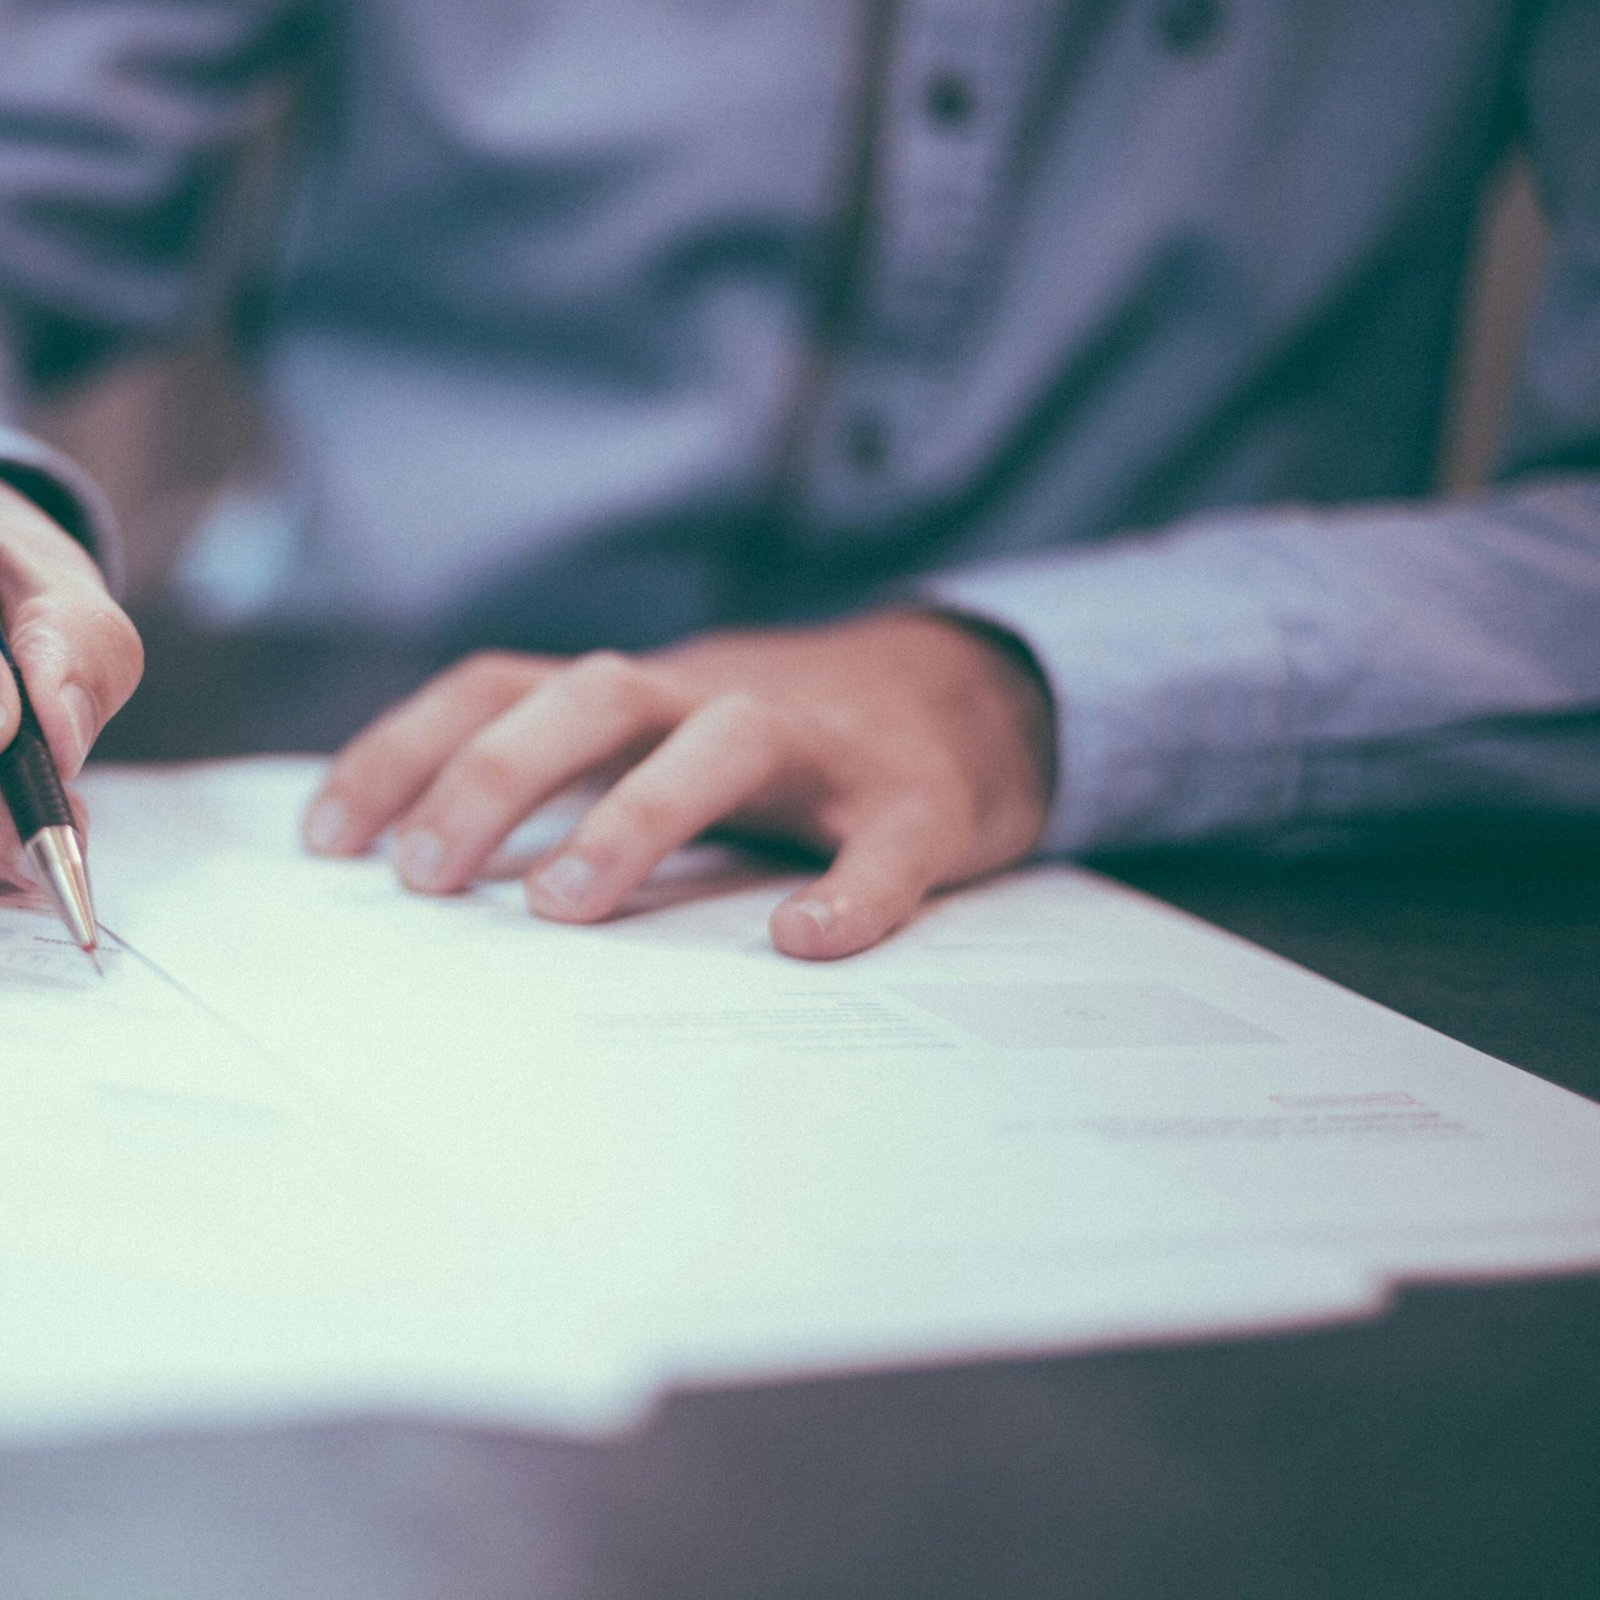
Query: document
3 757 1597 1443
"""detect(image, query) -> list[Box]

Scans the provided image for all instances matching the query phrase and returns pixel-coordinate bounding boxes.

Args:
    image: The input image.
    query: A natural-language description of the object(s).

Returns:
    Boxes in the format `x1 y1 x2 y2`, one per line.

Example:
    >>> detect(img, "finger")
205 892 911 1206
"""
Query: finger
523 692 797 921
303 651 546 856
0 486 144 778
1 600 145 780
769 800 952 960
0 482 142 772
391 652 690 893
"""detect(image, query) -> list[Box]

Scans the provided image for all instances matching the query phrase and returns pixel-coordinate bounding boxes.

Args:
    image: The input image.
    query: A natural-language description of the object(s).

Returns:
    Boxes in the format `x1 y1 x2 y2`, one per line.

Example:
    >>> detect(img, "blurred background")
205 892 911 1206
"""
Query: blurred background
24 154 1552 613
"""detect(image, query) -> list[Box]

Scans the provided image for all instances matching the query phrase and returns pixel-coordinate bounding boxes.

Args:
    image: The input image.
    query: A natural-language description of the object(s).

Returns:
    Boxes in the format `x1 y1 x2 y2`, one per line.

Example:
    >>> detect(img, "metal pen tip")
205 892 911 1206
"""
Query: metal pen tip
24 824 100 967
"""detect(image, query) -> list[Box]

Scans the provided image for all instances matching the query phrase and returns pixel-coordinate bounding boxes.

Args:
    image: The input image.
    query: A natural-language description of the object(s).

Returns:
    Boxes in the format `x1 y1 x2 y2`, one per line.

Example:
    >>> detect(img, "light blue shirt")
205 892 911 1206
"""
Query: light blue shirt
1 0 1597 854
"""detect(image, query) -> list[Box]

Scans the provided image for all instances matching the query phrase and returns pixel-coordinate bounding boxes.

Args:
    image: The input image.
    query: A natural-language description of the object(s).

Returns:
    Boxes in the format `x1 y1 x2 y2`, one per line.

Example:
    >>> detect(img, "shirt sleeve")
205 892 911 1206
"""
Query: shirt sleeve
921 0 1600 856
0 417 123 590
2 311 118 580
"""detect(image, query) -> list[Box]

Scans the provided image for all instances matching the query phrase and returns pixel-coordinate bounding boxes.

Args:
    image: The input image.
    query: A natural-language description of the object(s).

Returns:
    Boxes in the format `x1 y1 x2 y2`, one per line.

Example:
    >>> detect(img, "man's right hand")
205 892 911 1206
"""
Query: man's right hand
0 478 143 874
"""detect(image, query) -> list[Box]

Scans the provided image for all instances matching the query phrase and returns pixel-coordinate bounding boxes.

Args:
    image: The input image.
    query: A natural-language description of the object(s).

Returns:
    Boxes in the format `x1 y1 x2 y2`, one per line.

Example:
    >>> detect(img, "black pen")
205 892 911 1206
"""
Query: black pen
0 630 100 972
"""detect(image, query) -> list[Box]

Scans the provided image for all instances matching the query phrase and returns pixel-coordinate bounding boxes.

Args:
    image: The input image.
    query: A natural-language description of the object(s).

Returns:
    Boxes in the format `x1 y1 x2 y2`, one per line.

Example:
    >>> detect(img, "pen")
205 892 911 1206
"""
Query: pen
0 629 100 972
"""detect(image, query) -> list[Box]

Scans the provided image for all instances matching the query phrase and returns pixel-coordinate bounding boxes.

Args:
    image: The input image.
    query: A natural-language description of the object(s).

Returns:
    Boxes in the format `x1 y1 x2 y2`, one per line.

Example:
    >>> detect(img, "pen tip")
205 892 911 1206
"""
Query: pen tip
87 944 103 978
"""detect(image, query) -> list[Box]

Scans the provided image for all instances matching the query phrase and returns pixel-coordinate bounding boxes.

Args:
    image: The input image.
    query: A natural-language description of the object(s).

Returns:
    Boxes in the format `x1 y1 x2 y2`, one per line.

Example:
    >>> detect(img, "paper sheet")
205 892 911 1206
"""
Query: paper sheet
3 756 1597 1442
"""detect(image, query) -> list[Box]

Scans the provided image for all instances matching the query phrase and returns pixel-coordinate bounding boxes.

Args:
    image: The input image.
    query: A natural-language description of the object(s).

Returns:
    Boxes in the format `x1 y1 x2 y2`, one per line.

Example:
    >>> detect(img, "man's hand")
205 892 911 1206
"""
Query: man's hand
0 479 143 873
303 611 1057 958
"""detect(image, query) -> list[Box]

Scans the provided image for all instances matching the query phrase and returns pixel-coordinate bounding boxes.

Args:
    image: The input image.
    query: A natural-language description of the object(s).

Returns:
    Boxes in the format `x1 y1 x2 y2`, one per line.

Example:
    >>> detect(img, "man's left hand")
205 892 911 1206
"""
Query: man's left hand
302 610 1056 959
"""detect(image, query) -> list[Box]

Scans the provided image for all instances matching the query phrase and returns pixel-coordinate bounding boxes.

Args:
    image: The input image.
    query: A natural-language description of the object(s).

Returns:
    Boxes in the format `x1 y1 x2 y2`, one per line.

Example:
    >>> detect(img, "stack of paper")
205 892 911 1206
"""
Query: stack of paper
3 758 1596 1443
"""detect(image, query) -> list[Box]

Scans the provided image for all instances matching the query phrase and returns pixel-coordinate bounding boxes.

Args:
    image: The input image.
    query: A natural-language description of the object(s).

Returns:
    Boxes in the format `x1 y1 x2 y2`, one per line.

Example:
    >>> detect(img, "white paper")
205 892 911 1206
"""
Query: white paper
2 756 1596 1443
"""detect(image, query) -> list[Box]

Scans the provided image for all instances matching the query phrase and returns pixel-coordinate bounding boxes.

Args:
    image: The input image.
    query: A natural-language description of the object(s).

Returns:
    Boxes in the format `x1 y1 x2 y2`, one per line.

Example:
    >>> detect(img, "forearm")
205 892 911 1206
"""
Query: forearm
921 476 1600 853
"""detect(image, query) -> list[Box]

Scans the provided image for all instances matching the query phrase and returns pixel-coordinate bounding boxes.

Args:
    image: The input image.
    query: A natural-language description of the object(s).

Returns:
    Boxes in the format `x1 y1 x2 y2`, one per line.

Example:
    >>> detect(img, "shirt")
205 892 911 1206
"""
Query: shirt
1 0 1597 854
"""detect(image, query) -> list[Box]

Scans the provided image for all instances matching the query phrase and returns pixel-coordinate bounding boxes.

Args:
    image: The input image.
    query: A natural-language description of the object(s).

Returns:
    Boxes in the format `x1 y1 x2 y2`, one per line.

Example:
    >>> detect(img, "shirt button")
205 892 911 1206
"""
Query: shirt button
922 70 976 129
1154 0 1225 57
842 411 890 473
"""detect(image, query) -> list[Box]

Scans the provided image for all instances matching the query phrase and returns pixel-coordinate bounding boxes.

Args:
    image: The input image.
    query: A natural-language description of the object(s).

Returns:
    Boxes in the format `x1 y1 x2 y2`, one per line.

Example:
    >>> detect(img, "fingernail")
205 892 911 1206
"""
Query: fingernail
60 683 96 777
773 896 840 958
530 853 596 910
787 897 836 936
303 796 355 854
395 829 446 890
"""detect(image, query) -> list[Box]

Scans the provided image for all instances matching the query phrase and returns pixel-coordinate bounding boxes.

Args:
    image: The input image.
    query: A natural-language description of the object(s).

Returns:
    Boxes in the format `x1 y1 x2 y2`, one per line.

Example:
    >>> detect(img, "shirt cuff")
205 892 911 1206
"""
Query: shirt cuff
0 423 124 595
916 520 1310 856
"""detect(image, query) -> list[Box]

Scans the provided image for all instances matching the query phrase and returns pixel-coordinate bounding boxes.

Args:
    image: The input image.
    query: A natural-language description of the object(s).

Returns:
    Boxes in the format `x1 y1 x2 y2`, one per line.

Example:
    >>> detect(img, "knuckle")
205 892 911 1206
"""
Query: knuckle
569 650 646 715
606 786 681 843
453 649 534 703
449 741 525 802
7 595 144 704
5 594 64 653
701 692 794 760
705 690 767 734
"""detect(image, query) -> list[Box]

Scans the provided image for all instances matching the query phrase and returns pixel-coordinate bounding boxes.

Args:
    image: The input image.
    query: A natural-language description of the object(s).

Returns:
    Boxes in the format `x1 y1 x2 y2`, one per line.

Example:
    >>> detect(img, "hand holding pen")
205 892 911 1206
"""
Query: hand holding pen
0 479 144 965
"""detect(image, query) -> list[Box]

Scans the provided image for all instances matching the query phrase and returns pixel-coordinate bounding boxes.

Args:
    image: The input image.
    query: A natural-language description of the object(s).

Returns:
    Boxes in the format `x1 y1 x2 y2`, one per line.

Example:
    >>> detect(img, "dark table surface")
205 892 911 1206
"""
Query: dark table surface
6 617 1597 1600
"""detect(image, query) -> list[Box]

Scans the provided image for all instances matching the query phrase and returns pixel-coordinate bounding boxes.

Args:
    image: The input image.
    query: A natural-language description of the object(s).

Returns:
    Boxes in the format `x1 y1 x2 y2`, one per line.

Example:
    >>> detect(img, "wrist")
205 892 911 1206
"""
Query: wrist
0 427 121 593
885 606 1059 853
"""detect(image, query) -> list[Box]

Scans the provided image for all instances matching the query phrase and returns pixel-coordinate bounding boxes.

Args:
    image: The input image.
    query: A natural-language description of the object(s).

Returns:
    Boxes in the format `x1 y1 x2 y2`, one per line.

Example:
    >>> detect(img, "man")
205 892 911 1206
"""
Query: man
2 0 1597 958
